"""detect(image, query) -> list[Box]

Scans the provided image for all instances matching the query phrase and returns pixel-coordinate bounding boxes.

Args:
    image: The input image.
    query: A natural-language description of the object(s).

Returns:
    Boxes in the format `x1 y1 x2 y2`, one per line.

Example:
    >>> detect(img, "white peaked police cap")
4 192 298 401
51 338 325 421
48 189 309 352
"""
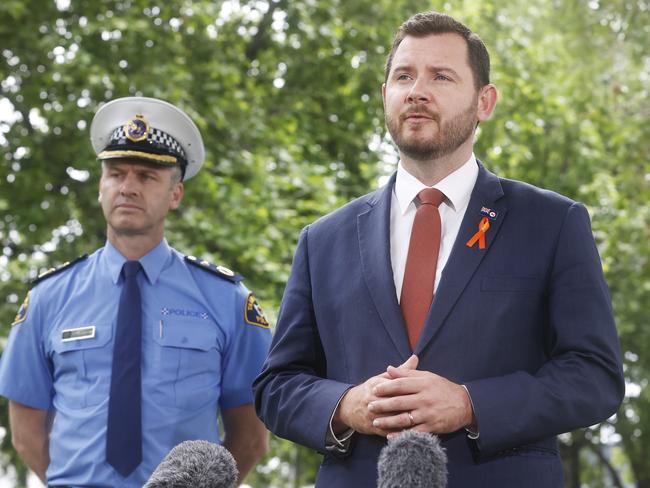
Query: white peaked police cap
90 96 205 181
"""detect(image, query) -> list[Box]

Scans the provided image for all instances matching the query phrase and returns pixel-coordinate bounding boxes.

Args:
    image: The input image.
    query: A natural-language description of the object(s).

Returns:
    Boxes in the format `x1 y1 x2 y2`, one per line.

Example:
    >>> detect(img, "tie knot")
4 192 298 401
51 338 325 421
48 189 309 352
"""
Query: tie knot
122 260 142 278
418 188 445 207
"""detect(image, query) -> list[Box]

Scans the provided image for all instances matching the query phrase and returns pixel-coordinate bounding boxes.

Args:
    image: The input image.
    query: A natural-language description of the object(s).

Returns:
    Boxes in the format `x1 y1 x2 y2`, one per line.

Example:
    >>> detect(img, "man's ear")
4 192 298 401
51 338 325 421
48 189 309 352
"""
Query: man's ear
477 84 498 123
169 183 184 210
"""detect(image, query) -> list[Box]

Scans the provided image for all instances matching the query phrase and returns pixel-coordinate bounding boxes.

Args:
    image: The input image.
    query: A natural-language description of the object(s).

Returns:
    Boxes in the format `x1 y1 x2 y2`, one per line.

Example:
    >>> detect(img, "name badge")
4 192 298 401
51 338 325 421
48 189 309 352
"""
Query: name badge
61 326 96 342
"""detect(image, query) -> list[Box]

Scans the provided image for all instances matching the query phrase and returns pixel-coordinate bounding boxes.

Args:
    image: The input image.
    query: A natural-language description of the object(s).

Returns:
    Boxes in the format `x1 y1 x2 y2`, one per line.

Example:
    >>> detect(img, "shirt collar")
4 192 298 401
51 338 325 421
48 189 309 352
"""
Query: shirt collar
394 153 479 215
104 239 173 285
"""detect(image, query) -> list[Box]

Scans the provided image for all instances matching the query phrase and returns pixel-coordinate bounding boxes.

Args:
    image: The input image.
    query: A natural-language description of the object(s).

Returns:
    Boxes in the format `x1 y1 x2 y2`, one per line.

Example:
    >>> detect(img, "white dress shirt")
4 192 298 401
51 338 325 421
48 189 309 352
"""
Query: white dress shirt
390 154 479 301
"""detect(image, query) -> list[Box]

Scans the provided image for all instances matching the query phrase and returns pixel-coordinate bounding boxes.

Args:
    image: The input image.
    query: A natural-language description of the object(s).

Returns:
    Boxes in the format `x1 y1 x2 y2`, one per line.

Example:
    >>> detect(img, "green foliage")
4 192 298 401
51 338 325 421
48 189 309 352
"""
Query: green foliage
1 0 648 486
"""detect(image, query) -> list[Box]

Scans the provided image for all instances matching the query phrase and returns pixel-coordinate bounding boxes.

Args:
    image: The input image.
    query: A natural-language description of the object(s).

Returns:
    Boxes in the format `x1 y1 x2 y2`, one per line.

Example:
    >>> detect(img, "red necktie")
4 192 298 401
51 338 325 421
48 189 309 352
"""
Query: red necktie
400 188 445 350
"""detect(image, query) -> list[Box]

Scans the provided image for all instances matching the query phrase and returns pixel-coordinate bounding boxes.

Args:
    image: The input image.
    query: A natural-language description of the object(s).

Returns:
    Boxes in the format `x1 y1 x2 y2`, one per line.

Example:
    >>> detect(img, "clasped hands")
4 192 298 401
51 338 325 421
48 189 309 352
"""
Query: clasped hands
332 355 475 439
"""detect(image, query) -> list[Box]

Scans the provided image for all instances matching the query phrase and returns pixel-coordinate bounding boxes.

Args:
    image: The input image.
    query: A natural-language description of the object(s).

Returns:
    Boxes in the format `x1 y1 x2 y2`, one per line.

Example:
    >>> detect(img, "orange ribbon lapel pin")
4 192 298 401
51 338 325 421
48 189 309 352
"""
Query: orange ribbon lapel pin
466 217 491 250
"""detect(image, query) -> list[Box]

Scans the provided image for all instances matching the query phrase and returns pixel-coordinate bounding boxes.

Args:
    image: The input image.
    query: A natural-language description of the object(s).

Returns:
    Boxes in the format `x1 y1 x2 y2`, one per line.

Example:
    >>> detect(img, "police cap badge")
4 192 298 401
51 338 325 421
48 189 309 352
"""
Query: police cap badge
90 97 205 181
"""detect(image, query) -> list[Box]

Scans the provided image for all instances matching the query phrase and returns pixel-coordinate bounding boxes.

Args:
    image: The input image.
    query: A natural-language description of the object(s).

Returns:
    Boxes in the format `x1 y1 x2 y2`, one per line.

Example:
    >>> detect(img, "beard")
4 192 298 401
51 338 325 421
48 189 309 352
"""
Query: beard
385 98 477 161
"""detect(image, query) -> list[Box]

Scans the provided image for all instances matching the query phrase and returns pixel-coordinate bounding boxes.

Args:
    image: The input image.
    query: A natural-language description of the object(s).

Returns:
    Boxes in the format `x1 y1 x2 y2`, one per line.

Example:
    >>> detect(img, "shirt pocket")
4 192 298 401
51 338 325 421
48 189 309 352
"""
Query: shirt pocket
50 323 113 409
152 318 221 410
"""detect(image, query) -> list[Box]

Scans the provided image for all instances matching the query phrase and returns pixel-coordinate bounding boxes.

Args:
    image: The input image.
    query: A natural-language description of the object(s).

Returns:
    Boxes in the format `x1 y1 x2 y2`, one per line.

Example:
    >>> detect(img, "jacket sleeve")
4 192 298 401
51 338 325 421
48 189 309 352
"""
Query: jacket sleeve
465 203 625 455
253 226 353 454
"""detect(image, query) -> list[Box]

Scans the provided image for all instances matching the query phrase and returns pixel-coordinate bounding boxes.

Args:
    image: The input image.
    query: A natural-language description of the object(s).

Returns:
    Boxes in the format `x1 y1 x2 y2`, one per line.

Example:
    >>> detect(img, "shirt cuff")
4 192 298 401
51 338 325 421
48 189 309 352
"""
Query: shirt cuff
461 384 480 440
325 389 356 453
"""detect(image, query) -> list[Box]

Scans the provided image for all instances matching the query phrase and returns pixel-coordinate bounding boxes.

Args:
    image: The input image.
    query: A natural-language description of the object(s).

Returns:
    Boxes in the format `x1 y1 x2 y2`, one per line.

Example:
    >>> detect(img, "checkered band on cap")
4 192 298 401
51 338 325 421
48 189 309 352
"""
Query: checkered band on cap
109 125 187 161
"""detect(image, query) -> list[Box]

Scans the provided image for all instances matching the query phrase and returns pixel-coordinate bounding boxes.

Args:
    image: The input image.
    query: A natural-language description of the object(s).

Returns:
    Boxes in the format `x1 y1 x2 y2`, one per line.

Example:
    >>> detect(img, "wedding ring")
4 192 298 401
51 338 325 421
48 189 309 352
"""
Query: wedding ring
407 411 415 427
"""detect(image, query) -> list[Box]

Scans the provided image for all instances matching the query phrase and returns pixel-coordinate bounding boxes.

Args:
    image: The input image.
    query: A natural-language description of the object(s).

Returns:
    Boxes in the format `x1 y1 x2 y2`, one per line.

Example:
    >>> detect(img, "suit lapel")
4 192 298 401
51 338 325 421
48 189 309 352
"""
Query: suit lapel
416 162 508 353
358 173 412 361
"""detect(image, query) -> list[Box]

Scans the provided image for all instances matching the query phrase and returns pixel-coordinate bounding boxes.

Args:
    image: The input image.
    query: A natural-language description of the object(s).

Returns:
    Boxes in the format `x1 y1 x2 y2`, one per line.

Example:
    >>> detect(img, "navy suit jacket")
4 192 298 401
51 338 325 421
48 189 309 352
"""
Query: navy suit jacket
254 162 624 487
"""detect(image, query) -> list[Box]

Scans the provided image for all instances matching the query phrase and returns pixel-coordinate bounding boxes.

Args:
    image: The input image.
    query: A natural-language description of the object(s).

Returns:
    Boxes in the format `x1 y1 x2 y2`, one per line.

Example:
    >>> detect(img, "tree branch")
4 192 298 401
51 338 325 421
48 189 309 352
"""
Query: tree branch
245 1 284 61
585 442 625 488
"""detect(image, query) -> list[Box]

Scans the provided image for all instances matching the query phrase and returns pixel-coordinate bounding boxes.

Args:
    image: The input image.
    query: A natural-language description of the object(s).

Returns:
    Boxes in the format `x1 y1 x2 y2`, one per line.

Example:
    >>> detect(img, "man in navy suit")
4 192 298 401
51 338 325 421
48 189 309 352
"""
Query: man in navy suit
254 11 624 487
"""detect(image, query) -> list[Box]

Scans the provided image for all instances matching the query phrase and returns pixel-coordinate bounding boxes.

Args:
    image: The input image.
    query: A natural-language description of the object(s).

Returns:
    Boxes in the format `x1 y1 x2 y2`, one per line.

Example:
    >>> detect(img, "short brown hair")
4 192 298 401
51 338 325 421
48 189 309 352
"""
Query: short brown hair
384 12 490 90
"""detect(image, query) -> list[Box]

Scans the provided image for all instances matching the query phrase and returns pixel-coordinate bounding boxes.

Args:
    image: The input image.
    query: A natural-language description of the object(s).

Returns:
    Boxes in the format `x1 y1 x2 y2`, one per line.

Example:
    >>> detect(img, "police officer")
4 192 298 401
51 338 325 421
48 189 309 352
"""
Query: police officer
0 97 272 487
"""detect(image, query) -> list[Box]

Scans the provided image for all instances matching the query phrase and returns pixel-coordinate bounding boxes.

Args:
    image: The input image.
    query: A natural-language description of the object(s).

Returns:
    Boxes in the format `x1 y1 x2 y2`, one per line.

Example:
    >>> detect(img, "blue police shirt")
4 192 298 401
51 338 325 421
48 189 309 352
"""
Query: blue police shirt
0 239 272 487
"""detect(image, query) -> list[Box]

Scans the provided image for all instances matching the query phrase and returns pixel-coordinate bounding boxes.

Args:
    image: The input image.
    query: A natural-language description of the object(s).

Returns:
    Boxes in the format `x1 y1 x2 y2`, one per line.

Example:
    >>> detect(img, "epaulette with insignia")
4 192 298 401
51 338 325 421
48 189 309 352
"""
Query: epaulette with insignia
185 255 243 283
32 254 88 285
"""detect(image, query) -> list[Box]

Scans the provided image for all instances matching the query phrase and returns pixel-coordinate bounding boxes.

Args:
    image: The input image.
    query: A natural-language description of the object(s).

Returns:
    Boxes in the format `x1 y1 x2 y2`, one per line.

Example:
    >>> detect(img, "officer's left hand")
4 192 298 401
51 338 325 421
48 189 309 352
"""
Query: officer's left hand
367 360 474 437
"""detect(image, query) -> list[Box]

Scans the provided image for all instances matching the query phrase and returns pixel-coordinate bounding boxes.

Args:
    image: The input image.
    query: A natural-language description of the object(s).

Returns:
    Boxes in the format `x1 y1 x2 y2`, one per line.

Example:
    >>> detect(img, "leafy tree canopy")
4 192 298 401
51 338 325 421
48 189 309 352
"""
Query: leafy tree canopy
0 0 648 486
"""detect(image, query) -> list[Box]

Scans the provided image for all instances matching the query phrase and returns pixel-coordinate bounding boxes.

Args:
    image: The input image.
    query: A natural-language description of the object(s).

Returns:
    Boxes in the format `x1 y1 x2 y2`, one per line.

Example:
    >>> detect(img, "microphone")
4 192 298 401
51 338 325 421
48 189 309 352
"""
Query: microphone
377 430 448 488
143 440 238 488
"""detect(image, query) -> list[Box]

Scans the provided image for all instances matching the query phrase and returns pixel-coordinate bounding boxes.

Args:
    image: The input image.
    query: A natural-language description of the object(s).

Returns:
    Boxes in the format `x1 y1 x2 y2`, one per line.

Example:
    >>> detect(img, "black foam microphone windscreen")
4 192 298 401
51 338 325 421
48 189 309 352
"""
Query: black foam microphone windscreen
377 430 448 488
143 440 238 488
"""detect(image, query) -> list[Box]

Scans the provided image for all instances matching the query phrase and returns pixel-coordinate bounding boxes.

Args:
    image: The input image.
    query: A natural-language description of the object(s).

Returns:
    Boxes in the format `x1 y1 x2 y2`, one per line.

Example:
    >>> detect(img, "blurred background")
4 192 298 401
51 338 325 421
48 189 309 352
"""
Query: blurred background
0 0 648 486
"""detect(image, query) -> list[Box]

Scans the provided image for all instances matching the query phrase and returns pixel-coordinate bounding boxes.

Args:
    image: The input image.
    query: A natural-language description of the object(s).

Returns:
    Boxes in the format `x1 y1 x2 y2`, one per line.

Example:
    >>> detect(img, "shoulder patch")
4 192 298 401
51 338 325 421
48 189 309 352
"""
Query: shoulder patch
185 255 243 283
244 293 270 328
11 291 30 327
32 254 88 285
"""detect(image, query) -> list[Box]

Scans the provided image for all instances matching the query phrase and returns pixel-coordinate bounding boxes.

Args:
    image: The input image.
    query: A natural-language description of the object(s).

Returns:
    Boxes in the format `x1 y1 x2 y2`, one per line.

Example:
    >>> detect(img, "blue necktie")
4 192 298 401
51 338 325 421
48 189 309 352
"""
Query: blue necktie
106 260 142 476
